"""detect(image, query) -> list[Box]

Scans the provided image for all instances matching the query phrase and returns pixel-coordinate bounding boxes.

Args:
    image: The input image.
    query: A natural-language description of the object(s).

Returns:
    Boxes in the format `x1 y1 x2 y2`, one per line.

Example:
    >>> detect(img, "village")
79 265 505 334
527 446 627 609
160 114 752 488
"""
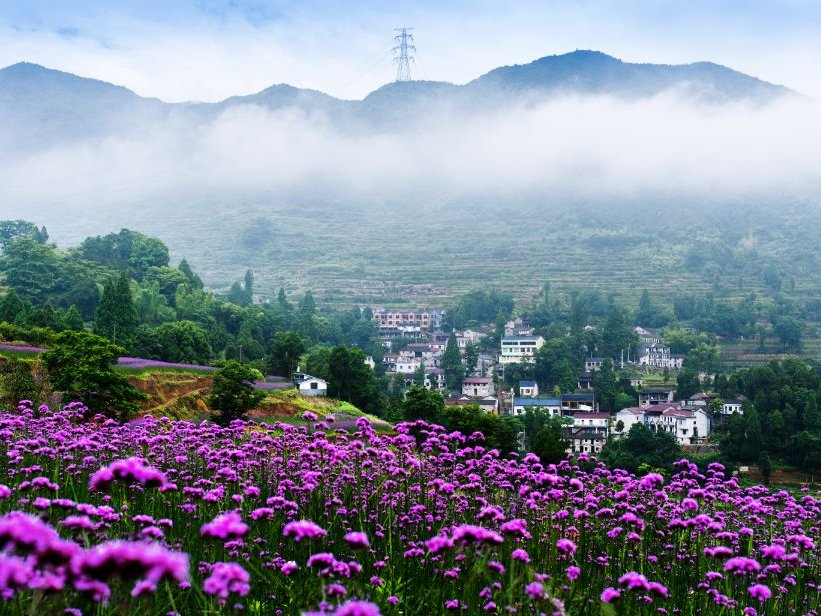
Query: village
292 308 746 455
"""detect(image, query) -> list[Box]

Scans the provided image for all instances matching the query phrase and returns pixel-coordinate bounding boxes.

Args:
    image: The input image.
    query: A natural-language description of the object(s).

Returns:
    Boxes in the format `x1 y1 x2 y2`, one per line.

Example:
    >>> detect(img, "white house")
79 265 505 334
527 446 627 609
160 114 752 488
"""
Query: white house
424 368 446 390
635 326 661 345
462 377 494 397
565 412 610 454
500 336 545 365
614 407 646 436
653 407 710 443
585 357 605 372
519 380 539 397
293 373 328 397
721 398 744 415
512 397 561 417
614 404 710 444
638 344 684 370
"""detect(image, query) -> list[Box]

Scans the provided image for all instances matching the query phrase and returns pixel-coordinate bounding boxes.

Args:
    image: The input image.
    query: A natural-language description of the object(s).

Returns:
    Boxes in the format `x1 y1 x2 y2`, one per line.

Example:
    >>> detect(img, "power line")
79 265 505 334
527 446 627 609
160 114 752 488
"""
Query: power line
392 27 416 82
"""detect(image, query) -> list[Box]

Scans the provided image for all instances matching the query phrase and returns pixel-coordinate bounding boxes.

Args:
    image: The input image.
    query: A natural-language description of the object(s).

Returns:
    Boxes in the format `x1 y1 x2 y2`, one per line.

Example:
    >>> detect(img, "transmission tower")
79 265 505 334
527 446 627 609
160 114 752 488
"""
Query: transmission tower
393 27 416 82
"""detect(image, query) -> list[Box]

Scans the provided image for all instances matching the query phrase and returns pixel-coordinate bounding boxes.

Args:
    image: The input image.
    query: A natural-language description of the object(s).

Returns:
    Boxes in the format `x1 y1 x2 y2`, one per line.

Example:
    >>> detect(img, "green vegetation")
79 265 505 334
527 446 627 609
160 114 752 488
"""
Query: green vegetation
42 330 146 419
207 360 267 425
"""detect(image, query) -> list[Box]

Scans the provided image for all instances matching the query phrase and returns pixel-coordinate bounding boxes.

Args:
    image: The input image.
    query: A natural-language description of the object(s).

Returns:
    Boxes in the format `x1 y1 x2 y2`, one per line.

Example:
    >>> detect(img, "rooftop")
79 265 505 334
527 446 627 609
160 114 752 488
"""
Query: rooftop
514 397 561 407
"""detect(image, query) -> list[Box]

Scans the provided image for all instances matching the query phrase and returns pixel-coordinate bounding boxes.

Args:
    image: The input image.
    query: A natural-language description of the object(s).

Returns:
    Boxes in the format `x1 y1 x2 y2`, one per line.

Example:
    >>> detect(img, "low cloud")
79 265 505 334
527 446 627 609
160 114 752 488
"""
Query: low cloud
2 92 821 239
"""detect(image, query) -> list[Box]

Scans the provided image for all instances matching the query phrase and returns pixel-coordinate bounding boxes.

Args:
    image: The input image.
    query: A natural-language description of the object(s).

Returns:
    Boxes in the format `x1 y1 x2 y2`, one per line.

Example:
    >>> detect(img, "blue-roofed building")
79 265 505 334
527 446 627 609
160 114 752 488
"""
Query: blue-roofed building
519 380 539 397
512 397 561 417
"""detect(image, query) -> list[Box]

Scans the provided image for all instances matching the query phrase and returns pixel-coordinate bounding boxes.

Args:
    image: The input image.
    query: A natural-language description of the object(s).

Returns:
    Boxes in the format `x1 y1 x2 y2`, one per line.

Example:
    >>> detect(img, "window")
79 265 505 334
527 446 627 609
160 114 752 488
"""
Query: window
310 382 318 390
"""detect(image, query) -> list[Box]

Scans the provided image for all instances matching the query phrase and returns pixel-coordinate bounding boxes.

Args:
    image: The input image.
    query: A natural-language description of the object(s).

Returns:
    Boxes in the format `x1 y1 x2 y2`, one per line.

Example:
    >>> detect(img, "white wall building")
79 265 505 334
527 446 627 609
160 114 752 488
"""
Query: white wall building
721 399 744 415
512 397 561 417
638 344 684 370
519 380 539 397
614 404 710 444
293 374 328 397
462 377 494 397
500 336 545 365
565 412 610 454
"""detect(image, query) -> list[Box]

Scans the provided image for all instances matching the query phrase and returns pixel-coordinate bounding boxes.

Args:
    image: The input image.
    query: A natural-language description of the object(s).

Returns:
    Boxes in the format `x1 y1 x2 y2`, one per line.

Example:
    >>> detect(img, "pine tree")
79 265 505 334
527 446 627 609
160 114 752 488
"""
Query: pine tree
63 305 86 331
94 273 139 349
0 289 30 324
442 332 465 391
299 291 316 317
243 270 254 305
178 258 204 289
277 287 291 311
637 289 654 325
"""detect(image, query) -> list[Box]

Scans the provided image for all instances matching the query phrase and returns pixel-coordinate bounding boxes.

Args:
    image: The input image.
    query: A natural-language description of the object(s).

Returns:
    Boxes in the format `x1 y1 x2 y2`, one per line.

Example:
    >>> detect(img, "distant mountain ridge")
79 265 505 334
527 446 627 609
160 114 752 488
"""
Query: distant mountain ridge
0 50 794 151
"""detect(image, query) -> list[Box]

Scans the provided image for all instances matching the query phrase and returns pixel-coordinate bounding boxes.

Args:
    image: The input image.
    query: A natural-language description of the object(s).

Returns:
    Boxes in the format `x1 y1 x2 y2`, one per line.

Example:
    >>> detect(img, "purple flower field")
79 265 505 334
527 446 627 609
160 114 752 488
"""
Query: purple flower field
0 342 47 353
116 356 217 372
0 400 818 615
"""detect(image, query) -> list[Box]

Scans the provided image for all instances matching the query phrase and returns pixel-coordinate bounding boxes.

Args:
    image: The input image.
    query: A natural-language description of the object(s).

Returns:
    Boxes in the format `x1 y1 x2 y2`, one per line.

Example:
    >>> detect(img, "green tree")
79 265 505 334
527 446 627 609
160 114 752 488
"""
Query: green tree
94 273 139 349
268 332 306 377
27 299 63 331
403 385 444 423
63 305 86 331
299 291 317 317
78 229 169 280
0 220 47 252
601 422 681 473
637 289 654 325
0 289 31 324
601 307 639 360
464 342 479 376
0 238 61 305
442 332 465 390
676 369 702 400
178 259 204 289
43 331 146 420
592 359 619 412
277 287 291 311
151 321 212 364
0 358 40 408
327 345 382 415
531 425 567 464
207 360 266 425
773 316 802 353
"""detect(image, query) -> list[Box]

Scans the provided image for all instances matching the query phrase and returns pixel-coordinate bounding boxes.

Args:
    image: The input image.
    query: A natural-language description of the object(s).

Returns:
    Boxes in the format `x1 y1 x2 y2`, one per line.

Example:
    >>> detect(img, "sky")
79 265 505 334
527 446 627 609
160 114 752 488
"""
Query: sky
1 0 821 102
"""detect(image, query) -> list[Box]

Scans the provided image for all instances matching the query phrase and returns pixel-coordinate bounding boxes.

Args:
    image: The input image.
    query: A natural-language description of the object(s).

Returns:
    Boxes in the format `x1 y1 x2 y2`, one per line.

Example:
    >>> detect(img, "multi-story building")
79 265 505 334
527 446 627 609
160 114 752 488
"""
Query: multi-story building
500 335 545 365
614 404 710 444
638 344 684 370
512 397 561 417
638 388 674 407
564 412 610 454
561 393 596 413
372 309 445 332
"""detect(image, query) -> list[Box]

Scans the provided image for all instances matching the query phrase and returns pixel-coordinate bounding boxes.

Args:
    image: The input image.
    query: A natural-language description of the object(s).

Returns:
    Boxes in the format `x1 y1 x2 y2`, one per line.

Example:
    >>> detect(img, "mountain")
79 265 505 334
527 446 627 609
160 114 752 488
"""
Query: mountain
465 50 790 103
0 62 168 152
0 50 793 150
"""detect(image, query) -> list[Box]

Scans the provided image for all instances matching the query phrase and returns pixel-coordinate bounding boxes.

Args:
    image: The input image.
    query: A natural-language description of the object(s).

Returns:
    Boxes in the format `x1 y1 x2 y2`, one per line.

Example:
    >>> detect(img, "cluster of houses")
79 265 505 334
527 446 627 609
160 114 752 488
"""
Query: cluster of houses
513 383 744 454
289 308 744 454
